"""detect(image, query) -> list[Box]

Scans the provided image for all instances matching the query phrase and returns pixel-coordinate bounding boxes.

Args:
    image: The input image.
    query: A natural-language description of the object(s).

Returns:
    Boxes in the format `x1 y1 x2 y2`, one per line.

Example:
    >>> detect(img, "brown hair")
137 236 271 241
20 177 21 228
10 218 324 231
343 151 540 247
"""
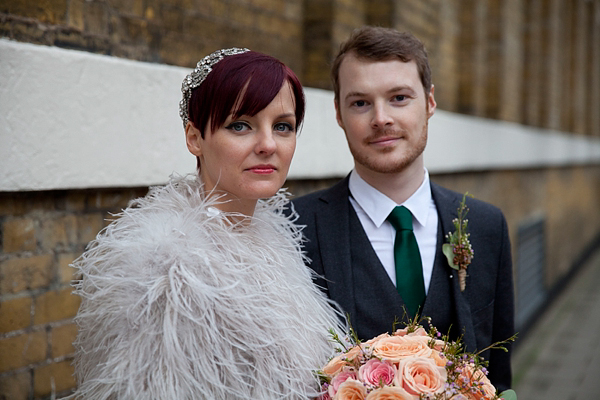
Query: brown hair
331 26 432 103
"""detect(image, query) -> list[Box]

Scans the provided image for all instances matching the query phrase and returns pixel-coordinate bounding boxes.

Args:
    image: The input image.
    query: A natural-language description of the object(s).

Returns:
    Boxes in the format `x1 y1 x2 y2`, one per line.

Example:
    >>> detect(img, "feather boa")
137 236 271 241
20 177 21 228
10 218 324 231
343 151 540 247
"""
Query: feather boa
70 175 345 399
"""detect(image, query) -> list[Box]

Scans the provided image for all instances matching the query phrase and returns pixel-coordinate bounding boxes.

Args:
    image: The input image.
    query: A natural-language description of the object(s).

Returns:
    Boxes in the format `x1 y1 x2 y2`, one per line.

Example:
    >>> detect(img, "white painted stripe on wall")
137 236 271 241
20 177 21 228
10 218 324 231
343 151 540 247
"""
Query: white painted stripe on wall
1 39 599 191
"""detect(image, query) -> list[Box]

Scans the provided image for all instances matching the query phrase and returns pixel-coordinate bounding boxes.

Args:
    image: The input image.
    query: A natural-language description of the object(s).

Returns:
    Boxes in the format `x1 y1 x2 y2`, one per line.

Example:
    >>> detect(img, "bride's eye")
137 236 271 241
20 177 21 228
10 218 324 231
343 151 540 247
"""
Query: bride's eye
274 122 295 133
226 121 250 132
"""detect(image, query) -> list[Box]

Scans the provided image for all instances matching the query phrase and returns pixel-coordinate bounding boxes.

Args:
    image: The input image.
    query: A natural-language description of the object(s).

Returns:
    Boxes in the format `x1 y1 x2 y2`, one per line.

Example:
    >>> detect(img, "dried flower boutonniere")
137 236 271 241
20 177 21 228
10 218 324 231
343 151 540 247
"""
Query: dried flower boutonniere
442 192 474 291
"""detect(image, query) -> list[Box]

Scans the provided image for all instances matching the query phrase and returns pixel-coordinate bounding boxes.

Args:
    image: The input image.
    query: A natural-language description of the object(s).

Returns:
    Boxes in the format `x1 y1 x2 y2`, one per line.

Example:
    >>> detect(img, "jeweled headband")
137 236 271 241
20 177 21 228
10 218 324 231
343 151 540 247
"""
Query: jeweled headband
179 47 250 128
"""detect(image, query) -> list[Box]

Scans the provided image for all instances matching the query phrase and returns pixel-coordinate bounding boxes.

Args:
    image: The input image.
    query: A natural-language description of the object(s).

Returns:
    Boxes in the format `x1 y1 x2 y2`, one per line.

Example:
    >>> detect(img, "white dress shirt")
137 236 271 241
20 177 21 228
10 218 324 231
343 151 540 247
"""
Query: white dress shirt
348 169 439 293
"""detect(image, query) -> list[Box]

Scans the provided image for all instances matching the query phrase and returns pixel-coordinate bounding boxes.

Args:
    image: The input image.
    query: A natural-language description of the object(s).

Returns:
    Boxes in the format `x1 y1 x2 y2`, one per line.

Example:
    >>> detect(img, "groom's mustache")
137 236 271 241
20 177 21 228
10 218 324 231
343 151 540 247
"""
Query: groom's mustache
363 128 406 144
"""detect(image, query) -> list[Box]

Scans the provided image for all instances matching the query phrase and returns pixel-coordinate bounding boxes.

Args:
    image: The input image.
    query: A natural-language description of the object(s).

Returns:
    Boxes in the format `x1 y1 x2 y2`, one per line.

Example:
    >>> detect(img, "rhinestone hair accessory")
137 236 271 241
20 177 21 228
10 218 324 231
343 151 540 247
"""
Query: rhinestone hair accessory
179 47 250 128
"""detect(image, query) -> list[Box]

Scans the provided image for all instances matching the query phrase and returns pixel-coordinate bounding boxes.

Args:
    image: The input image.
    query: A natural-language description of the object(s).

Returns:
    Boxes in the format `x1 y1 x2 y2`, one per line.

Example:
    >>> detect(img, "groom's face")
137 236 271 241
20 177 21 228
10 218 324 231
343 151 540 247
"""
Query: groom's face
334 53 436 177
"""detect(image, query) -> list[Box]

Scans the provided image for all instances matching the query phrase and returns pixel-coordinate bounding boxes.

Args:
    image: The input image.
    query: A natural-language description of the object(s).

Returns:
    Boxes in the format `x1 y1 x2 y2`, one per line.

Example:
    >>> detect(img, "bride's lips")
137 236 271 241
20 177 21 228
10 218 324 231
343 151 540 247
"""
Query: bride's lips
247 164 276 174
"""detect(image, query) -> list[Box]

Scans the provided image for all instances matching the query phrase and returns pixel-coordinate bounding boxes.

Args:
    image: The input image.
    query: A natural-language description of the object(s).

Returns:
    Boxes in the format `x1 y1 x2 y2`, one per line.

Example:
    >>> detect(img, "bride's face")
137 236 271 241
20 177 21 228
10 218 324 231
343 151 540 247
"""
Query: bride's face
186 81 297 214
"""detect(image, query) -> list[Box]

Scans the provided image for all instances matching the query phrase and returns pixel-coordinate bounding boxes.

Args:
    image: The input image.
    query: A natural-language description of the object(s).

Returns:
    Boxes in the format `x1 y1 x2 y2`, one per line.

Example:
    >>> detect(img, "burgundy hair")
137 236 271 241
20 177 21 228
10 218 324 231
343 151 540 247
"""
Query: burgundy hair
188 51 305 139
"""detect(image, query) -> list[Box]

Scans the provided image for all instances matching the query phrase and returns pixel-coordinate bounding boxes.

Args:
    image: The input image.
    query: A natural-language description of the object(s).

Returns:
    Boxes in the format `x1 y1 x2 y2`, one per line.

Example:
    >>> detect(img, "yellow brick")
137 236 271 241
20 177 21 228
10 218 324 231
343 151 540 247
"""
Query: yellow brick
40 215 77 251
0 196 24 217
1 0 67 24
77 213 104 245
0 296 32 333
93 189 136 210
57 252 81 283
67 0 84 30
0 255 53 295
64 191 86 212
2 217 36 253
33 288 81 325
0 370 31 400
0 331 47 373
33 359 76 398
51 323 77 358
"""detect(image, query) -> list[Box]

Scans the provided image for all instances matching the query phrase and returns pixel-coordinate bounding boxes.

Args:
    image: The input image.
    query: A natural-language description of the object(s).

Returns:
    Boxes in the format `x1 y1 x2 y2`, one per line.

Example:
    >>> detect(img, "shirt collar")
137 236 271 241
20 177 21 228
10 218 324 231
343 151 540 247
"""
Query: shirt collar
348 169 433 228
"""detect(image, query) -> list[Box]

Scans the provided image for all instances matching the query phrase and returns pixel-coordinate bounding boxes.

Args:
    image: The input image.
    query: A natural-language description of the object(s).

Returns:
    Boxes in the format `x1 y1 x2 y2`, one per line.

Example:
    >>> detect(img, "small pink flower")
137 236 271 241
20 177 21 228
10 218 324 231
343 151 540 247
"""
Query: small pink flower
358 358 397 387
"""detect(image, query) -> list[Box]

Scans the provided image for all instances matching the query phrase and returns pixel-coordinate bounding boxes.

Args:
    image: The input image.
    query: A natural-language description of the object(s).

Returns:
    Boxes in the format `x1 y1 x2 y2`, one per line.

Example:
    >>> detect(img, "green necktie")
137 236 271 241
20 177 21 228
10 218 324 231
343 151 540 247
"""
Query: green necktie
387 206 426 318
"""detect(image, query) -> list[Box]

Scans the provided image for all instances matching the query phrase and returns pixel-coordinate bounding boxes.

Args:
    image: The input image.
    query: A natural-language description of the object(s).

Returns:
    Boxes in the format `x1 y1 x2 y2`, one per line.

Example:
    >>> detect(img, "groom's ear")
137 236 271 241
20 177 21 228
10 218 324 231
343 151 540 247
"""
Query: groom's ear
334 100 344 130
426 85 437 119
185 122 203 157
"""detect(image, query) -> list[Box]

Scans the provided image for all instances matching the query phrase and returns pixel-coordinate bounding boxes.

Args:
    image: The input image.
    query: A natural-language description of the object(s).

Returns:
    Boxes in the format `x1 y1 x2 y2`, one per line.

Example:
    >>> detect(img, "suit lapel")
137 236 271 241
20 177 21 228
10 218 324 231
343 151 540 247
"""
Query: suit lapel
314 176 357 318
315 177 403 334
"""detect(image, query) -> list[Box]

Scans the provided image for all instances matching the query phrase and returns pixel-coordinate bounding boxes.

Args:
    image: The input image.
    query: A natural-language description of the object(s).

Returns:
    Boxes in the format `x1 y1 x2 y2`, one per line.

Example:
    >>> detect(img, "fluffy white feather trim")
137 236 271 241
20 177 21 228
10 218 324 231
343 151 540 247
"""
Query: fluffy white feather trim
70 175 345 399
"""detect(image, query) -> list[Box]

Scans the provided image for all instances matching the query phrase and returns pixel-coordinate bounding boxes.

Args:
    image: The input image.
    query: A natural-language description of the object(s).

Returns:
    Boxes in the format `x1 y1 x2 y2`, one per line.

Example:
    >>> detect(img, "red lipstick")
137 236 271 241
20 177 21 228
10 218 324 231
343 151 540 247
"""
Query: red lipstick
247 164 276 174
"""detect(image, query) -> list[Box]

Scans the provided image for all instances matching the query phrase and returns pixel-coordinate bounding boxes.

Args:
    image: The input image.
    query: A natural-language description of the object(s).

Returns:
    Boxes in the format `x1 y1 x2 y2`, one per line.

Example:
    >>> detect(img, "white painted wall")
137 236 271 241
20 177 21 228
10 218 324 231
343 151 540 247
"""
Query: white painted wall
2 39 600 191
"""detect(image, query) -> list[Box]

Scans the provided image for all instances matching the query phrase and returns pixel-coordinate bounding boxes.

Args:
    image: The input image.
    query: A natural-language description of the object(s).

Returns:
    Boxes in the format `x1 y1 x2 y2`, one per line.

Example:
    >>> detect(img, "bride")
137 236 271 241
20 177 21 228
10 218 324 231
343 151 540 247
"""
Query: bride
70 48 345 399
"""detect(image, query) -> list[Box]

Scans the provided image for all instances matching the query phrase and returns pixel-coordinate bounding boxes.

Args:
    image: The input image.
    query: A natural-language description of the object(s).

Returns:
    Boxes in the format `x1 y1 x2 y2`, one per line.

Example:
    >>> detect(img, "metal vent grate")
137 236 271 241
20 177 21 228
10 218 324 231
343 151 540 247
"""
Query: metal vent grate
515 215 547 331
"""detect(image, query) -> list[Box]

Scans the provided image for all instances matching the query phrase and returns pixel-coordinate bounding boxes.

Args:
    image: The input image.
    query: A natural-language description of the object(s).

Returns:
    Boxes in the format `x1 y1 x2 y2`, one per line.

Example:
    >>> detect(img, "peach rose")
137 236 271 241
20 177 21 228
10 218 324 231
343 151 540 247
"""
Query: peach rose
395 357 447 396
328 367 358 397
394 327 428 337
365 386 415 400
430 350 447 367
324 345 363 376
372 335 432 363
365 333 392 346
324 353 353 376
460 365 496 399
431 339 446 351
358 358 397 387
333 379 367 400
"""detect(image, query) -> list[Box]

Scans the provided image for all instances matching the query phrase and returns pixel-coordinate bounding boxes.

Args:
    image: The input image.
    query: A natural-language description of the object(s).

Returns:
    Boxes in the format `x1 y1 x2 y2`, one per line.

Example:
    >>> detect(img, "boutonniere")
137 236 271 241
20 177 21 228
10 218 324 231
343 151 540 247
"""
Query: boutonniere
442 192 474 291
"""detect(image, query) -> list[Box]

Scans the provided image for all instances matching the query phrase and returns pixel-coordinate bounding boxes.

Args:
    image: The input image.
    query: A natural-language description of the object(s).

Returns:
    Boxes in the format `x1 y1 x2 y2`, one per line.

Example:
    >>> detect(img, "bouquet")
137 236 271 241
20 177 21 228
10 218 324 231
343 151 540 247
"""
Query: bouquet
317 317 516 400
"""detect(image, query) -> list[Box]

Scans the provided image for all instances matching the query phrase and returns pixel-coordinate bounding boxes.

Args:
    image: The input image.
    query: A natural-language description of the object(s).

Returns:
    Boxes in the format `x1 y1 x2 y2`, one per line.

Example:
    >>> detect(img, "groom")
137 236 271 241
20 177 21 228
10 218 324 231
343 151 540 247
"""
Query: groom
292 26 514 390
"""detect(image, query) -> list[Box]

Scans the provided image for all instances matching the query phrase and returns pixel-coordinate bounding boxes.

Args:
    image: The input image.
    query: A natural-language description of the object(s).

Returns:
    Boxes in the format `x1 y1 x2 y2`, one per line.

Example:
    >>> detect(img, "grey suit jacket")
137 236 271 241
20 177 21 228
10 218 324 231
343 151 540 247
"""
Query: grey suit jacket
291 175 514 391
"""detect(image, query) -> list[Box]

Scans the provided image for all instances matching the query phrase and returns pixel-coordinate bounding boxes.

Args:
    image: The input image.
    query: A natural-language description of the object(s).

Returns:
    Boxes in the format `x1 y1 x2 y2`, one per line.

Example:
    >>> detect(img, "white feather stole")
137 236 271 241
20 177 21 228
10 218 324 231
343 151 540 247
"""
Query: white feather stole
70 175 345 399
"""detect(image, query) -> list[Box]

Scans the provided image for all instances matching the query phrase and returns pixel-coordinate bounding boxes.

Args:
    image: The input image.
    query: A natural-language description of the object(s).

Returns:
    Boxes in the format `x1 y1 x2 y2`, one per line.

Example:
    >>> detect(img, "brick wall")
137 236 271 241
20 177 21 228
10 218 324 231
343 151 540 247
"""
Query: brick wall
0 0 304 73
0 188 146 399
2 0 598 134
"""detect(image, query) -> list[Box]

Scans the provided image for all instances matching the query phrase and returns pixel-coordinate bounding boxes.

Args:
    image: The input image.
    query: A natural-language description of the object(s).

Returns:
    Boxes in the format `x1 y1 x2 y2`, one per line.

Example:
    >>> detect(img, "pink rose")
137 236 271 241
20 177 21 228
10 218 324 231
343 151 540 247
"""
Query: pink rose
318 385 332 400
333 379 367 400
328 367 358 397
358 358 397 387
395 357 447 396
372 335 432 363
365 386 414 400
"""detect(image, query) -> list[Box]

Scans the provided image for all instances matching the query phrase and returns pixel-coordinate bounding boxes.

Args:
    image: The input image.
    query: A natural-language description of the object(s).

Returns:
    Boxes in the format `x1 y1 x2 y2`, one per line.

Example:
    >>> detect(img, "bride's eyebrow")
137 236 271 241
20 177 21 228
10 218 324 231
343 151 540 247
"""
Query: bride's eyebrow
276 113 296 119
